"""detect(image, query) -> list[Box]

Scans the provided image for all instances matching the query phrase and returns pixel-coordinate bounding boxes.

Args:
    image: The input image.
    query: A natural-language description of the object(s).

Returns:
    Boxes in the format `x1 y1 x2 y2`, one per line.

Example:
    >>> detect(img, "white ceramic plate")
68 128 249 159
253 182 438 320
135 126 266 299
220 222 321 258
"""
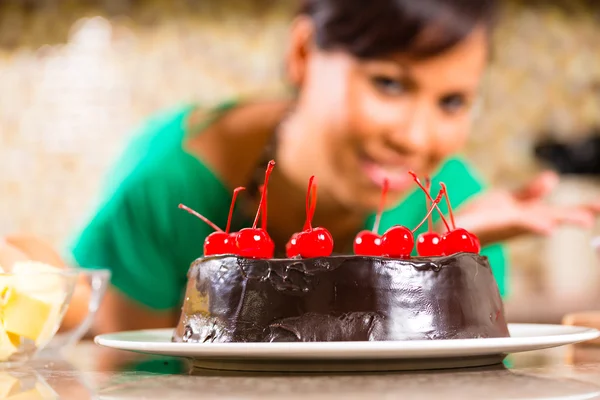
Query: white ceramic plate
94 323 599 372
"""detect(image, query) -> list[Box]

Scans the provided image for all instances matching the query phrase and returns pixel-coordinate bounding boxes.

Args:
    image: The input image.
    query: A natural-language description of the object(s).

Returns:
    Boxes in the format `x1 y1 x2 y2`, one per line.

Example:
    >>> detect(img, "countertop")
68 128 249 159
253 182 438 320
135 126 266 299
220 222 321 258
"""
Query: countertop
4 342 600 399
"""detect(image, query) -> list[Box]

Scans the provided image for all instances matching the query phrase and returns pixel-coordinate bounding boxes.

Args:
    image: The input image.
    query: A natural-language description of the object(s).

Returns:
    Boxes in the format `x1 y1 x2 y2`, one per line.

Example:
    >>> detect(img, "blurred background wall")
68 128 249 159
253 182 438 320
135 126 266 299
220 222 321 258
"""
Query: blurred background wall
1 0 599 322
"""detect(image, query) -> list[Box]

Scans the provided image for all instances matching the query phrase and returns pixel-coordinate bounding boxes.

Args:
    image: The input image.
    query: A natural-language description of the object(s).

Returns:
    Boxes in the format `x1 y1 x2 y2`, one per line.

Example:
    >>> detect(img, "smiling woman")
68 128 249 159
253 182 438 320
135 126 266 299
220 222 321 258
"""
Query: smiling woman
60 0 600 335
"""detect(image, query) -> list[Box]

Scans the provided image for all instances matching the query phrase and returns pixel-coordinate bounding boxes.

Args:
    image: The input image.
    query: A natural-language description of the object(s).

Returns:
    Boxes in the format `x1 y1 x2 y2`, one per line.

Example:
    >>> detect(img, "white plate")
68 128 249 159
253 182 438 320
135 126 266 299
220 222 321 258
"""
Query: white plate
94 324 599 372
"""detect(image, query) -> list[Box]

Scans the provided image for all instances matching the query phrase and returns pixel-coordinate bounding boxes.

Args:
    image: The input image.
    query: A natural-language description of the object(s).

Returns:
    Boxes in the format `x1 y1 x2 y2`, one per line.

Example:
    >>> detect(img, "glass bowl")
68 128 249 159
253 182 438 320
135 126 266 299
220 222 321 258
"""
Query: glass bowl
45 268 111 353
0 269 77 366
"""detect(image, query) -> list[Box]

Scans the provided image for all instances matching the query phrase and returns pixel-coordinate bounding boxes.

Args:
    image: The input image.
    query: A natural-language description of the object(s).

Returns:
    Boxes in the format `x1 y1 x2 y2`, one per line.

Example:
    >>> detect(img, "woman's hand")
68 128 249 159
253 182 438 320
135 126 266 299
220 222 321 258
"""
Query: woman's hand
452 172 600 247
0 238 29 269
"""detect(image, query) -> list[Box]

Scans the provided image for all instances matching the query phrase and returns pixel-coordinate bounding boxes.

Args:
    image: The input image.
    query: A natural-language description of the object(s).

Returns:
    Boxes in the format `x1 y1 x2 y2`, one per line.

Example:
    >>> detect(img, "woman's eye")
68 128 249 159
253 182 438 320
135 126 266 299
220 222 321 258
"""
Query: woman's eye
371 76 406 96
439 94 468 114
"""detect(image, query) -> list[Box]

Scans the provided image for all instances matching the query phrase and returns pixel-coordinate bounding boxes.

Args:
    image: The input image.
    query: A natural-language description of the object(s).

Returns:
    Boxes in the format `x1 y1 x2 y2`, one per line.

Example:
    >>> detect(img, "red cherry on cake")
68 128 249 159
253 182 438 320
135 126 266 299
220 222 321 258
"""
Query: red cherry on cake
411 176 444 257
179 186 245 256
379 188 444 258
353 179 389 256
416 232 442 257
380 225 414 258
234 160 276 259
354 230 382 256
293 227 334 258
437 183 481 256
286 232 301 257
286 176 334 258
410 172 481 256
469 232 481 253
203 231 235 256
236 228 275 258
441 228 479 255
410 173 452 257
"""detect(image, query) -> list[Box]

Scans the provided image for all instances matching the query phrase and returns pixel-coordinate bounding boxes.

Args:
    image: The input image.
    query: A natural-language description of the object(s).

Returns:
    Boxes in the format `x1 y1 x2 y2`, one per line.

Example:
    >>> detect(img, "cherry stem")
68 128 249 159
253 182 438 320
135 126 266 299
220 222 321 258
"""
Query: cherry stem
439 182 456 230
425 177 433 232
259 185 267 230
253 160 276 229
409 171 451 231
372 178 389 234
226 187 245 234
310 181 318 227
179 204 223 232
303 176 317 231
412 190 444 233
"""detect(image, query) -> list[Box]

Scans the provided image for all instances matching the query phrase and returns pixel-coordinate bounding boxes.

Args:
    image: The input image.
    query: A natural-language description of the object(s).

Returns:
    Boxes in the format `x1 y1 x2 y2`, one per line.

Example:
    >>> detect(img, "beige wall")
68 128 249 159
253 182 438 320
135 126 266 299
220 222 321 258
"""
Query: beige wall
1 0 599 320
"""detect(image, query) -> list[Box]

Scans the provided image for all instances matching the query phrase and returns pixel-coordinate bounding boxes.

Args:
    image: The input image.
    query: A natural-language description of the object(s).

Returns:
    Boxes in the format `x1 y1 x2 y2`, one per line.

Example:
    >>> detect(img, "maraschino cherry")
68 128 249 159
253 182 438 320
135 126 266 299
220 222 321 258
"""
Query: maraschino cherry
411 177 444 256
235 160 276 259
419 178 443 256
353 179 389 256
353 178 442 258
286 176 334 258
438 183 481 255
373 181 415 258
410 172 480 255
380 187 445 258
179 186 246 256
380 225 414 258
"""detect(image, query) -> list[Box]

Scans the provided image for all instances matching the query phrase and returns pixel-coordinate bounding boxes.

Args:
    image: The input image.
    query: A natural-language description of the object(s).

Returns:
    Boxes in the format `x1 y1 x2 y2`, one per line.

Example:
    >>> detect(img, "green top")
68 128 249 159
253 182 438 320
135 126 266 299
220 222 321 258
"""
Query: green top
70 101 508 311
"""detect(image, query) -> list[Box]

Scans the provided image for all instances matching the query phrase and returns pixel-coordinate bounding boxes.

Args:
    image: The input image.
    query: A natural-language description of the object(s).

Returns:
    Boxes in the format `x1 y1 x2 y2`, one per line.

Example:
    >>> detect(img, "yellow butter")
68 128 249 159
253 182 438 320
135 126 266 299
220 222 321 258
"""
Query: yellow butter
2 290 52 341
32 303 62 347
0 374 21 398
0 277 14 301
6 333 19 348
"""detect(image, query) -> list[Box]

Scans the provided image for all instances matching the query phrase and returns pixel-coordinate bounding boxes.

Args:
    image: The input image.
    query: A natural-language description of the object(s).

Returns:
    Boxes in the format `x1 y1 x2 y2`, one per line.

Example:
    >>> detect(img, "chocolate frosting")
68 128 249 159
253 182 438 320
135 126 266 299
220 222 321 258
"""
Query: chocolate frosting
173 253 509 343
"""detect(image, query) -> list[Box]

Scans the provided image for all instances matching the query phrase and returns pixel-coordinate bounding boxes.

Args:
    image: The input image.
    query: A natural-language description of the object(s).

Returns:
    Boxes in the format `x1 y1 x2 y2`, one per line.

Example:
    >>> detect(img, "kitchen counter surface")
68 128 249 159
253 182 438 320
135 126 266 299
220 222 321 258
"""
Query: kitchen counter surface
4 341 600 399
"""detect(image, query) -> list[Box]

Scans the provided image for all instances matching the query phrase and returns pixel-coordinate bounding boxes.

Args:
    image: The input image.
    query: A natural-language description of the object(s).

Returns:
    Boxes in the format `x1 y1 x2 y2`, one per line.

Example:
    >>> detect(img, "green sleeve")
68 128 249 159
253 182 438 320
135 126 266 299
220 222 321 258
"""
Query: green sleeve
70 108 232 310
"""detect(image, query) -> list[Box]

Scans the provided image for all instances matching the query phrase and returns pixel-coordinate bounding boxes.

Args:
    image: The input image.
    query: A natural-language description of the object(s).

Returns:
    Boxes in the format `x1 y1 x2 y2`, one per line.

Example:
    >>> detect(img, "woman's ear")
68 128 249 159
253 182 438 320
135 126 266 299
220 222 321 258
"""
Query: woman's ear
285 16 315 88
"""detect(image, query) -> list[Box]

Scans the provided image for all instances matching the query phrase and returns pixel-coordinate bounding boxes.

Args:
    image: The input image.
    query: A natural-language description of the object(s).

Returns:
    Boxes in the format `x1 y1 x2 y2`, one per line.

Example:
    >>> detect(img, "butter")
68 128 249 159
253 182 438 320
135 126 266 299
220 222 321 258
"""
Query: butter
0 374 20 398
0 262 70 356
2 290 52 341
6 262 70 346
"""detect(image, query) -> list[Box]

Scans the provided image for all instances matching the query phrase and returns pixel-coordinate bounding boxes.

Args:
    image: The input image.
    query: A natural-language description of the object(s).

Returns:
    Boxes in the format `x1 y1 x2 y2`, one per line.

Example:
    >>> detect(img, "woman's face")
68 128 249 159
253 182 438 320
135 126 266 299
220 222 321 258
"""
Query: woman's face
283 22 488 212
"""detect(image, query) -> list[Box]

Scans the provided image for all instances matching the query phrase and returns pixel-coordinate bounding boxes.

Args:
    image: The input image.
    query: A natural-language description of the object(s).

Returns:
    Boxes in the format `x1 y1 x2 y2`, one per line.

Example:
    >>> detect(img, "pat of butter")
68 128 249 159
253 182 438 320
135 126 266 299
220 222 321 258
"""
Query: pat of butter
1 262 70 347
0 374 21 398
10 262 70 346
2 289 52 341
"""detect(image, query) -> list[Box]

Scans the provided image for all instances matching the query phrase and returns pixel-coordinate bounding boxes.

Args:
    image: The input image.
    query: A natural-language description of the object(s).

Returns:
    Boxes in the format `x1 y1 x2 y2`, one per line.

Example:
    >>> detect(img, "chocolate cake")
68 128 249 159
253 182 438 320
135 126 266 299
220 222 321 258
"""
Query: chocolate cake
173 252 509 343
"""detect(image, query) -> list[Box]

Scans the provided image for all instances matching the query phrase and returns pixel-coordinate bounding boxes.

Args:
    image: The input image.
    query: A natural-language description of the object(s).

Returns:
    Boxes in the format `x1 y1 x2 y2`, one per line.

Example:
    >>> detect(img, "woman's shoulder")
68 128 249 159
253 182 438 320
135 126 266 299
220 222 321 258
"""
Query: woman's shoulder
183 99 291 188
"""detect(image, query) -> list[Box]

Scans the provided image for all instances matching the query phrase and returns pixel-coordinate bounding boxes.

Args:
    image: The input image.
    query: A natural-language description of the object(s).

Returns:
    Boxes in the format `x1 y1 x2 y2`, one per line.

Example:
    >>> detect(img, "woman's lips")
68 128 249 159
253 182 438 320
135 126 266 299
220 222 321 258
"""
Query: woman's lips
361 159 414 191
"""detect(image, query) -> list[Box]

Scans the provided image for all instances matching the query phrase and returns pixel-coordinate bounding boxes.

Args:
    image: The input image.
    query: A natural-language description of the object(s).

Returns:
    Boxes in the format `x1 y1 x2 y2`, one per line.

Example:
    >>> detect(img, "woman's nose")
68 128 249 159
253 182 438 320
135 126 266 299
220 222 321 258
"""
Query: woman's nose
385 99 431 155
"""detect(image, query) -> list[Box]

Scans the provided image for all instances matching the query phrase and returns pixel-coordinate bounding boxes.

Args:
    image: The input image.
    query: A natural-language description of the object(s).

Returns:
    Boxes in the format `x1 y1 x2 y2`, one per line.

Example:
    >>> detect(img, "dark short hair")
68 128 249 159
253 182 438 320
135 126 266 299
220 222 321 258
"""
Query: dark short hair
299 0 497 59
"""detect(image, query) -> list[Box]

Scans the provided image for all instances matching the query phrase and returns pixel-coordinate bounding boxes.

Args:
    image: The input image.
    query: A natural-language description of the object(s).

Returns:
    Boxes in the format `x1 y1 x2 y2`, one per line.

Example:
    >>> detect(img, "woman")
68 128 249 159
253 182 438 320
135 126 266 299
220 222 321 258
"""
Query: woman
5 0 598 334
